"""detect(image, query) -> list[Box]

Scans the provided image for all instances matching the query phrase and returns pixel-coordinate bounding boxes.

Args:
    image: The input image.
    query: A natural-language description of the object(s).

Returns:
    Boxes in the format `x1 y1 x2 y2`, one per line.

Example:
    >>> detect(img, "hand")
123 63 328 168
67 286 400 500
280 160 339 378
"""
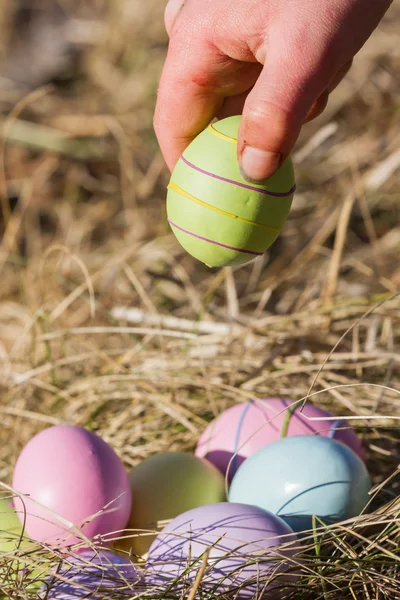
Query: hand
154 0 392 182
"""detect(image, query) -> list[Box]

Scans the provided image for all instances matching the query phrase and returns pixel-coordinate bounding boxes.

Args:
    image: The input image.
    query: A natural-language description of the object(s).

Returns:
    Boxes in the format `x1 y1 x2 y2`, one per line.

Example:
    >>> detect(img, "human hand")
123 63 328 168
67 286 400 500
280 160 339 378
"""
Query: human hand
154 0 392 182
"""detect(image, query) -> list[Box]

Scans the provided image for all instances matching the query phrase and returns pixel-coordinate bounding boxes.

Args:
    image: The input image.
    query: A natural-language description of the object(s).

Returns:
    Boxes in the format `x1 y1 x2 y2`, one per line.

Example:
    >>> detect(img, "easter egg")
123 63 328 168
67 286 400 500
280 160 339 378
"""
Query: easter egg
115 452 226 557
46 549 141 600
12 425 132 546
195 398 364 482
0 496 47 594
146 502 299 599
167 116 295 267
229 435 371 533
0 496 26 553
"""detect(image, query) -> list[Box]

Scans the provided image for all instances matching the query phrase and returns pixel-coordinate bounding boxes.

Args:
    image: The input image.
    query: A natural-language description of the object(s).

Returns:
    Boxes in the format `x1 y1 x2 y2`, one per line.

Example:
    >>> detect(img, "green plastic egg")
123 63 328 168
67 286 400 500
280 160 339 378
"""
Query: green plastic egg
167 115 295 267
114 452 226 557
0 496 27 553
0 496 45 594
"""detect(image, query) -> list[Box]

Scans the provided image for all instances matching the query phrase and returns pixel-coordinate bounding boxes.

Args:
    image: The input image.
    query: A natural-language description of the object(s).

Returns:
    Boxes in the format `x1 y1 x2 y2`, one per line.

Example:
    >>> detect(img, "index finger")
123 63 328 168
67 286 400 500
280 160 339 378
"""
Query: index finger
154 33 223 172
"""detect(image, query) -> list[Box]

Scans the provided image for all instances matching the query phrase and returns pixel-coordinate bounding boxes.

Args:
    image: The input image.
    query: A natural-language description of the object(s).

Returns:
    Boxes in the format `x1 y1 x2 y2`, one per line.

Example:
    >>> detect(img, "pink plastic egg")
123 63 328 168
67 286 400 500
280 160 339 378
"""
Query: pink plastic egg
195 398 364 481
12 425 132 546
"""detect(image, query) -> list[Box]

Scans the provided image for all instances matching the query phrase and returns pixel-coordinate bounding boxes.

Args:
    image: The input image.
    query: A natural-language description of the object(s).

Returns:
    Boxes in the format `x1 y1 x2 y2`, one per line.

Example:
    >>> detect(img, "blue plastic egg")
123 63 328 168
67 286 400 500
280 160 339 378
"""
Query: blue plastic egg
229 435 371 533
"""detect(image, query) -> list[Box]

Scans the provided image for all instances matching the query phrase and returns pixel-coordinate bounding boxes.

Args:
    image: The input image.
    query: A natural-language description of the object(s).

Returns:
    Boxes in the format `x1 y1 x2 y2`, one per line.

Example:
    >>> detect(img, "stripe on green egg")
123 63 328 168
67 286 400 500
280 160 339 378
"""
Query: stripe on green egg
182 125 238 181
168 221 261 267
168 182 280 234
167 185 279 254
211 115 241 138
183 117 295 198
172 156 293 230
180 155 294 199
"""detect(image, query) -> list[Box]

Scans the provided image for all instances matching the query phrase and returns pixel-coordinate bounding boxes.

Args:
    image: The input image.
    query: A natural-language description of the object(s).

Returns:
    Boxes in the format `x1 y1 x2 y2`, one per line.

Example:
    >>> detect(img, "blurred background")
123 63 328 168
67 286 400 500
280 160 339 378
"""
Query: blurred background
0 0 399 491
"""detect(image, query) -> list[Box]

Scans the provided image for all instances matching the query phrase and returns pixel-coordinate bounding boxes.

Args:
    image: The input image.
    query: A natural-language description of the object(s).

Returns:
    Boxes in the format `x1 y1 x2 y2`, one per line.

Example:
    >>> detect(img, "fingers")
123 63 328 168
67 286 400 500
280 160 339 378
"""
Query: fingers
157 1 222 171
304 60 352 124
159 4 355 180
154 35 223 171
237 62 325 182
304 90 329 124
237 30 352 183
328 60 353 92
155 12 262 172
219 58 352 129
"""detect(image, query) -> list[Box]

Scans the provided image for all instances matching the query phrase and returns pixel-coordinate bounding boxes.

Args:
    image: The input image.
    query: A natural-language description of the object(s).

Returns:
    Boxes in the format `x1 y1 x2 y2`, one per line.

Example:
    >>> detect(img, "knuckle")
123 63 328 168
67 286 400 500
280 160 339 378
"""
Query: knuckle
241 101 299 153
245 101 292 129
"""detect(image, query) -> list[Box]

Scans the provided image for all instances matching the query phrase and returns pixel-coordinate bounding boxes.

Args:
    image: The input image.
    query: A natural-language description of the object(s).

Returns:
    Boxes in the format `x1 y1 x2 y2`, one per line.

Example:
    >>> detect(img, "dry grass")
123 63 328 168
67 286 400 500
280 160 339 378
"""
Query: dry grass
0 0 399 598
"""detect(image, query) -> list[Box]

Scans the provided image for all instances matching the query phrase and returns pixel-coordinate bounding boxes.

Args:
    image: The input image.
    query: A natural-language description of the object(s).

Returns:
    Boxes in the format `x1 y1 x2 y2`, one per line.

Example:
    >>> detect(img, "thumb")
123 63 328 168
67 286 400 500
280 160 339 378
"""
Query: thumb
238 48 332 182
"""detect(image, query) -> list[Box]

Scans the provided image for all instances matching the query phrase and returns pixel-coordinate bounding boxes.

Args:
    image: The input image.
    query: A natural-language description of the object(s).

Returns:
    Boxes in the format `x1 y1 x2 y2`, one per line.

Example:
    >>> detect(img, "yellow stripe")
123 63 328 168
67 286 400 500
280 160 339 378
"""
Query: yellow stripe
207 124 237 143
168 181 280 233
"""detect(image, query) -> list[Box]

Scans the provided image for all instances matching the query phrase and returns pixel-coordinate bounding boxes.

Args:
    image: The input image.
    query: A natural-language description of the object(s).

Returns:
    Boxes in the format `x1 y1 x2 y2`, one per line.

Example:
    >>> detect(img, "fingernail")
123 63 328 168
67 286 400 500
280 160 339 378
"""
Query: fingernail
165 0 186 36
240 147 282 183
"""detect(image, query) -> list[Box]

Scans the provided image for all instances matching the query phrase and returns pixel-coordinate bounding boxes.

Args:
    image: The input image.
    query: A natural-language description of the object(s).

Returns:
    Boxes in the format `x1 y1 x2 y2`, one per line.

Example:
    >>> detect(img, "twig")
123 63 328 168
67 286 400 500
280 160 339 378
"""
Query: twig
1 406 63 425
293 122 339 164
123 265 157 314
225 267 239 321
186 548 211 600
43 245 96 321
111 306 240 335
323 191 356 313
0 118 113 160
366 148 400 191
38 326 199 341
0 85 53 226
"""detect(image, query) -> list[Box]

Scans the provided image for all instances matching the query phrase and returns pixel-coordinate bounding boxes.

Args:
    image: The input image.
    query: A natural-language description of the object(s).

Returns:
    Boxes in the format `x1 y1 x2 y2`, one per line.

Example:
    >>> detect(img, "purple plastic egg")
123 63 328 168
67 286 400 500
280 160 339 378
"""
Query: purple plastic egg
46 549 141 600
12 425 132 546
146 502 300 599
195 399 364 481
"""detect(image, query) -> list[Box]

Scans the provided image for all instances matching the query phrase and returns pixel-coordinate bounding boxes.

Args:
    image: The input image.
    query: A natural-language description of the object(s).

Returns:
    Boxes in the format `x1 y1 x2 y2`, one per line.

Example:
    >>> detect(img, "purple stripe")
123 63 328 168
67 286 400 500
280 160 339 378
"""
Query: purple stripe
168 220 263 256
231 400 254 475
181 155 296 197
328 419 345 439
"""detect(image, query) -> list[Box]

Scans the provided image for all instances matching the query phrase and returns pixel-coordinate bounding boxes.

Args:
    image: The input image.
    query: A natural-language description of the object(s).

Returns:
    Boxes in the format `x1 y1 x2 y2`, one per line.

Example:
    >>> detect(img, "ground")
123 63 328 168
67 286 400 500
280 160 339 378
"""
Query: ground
0 1 399 598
